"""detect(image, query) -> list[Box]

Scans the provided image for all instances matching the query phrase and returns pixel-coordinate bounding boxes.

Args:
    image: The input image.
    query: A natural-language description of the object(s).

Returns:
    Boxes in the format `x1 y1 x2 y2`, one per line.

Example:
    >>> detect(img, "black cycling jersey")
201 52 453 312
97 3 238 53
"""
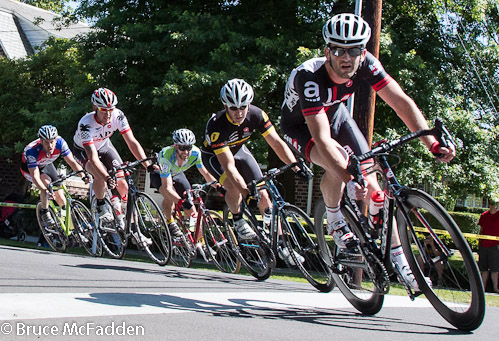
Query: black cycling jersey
202 105 274 155
281 52 392 127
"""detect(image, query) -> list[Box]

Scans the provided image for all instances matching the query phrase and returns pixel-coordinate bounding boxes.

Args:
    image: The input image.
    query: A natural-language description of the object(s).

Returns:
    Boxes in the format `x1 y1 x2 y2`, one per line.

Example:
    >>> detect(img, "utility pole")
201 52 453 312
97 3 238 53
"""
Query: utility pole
354 0 383 147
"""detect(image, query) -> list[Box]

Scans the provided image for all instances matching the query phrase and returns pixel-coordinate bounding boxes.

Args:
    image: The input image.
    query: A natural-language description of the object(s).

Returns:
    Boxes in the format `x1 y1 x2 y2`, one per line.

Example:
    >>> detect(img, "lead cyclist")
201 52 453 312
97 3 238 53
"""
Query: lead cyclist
280 13 456 291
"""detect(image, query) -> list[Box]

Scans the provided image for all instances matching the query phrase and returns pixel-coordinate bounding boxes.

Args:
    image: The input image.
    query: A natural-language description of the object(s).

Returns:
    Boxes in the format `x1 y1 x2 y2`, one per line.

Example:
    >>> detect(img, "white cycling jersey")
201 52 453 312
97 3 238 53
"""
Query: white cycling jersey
73 109 131 150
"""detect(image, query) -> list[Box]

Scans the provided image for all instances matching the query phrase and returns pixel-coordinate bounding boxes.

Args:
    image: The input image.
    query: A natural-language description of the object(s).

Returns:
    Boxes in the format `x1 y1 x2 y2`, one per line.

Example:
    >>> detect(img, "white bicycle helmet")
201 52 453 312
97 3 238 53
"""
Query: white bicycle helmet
220 79 254 108
173 128 196 145
37 125 58 140
322 13 371 48
91 88 118 109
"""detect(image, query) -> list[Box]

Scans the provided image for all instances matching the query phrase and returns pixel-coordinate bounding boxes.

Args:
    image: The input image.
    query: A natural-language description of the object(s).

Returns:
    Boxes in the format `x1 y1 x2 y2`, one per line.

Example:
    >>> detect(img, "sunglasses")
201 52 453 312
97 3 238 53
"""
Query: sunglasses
229 105 248 111
328 46 364 57
98 107 114 112
177 145 192 152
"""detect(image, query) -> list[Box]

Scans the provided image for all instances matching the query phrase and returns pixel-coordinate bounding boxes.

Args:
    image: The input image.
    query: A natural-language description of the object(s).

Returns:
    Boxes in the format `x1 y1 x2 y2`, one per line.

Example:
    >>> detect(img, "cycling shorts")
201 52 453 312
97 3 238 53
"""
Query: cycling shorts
280 102 370 163
149 172 191 197
478 246 499 272
72 141 124 177
201 145 263 186
20 163 60 183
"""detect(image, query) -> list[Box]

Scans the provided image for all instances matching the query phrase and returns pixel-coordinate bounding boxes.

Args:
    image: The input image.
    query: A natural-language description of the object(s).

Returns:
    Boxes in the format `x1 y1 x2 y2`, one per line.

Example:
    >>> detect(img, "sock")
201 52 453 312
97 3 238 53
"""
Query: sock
96 199 105 206
391 245 409 268
326 206 344 231
232 213 242 221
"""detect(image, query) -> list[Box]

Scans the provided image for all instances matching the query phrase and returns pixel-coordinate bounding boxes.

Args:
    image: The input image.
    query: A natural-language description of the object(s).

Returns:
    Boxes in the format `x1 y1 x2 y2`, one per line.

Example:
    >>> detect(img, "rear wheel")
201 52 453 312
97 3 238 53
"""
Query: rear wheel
70 200 102 257
224 205 273 281
280 204 333 292
396 189 485 331
203 210 241 273
91 198 126 259
134 192 171 266
36 202 67 252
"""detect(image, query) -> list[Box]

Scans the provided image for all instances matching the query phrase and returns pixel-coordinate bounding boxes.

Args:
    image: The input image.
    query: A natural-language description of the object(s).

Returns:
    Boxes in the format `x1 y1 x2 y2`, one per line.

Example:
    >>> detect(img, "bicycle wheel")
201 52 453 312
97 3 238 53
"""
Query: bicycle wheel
396 188 485 331
169 212 195 268
280 204 334 292
223 205 273 281
70 200 103 257
91 198 126 259
329 204 385 315
203 210 241 274
134 192 172 266
36 202 68 252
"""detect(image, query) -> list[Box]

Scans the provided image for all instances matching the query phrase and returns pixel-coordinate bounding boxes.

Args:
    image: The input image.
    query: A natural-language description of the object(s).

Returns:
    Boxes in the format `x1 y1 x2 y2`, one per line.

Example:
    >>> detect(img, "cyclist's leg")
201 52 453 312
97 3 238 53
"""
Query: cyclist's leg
42 164 67 209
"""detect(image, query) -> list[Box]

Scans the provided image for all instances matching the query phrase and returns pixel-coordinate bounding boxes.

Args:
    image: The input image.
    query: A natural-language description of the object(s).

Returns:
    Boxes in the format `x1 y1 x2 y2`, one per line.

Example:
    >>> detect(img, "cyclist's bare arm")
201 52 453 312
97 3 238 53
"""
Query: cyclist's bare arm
377 81 455 162
122 130 152 169
198 166 217 185
264 128 298 166
63 153 85 176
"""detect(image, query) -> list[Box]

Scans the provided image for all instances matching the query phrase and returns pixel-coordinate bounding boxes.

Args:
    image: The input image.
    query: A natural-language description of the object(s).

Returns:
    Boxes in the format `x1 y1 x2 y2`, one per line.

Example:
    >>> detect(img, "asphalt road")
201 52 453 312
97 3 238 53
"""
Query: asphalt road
0 245 497 340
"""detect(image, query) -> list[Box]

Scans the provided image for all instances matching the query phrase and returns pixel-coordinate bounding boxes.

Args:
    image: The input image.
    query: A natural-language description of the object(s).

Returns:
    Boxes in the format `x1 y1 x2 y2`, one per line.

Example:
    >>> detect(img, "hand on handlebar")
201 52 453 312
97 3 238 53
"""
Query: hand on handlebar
429 141 456 163
346 179 368 201
106 177 117 190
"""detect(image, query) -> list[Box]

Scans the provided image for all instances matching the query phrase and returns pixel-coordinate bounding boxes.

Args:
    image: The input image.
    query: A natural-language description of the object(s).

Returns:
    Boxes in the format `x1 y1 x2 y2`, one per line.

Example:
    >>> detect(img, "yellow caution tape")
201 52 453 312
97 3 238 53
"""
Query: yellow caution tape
0 202 37 209
413 226 499 241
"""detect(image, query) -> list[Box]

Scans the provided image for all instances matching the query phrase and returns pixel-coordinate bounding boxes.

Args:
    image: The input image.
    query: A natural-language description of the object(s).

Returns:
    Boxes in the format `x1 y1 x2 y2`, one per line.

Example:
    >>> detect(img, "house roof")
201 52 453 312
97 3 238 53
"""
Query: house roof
0 0 91 58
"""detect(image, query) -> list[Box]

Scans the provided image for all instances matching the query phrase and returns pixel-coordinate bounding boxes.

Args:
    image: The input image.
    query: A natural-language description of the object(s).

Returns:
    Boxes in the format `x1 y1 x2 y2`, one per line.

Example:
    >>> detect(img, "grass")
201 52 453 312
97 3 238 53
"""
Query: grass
1 236 498 307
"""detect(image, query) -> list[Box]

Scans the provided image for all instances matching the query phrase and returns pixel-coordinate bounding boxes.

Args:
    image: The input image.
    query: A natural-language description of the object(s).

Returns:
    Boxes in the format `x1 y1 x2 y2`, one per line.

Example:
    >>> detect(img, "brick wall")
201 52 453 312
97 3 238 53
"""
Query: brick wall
0 155 28 200
294 167 324 213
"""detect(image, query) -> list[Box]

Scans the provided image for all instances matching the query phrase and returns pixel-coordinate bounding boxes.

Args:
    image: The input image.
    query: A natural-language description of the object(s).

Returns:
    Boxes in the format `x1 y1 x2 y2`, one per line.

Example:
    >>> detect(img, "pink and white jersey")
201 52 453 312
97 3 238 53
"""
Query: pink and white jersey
22 136 71 169
73 109 131 150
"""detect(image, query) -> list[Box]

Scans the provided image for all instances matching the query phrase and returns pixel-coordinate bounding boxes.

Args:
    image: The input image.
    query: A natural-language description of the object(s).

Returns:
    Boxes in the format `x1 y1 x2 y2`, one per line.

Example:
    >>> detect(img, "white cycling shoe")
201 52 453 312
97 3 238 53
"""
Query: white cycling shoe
327 219 358 249
233 218 257 240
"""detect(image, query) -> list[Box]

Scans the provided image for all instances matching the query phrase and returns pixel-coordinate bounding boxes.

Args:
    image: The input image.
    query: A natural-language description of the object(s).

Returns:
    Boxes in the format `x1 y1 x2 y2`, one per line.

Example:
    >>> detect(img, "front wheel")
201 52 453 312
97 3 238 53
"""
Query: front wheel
169 212 195 268
134 192 172 266
203 210 241 274
36 202 68 252
280 204 334 292
396 189 485 331
70 200 102 257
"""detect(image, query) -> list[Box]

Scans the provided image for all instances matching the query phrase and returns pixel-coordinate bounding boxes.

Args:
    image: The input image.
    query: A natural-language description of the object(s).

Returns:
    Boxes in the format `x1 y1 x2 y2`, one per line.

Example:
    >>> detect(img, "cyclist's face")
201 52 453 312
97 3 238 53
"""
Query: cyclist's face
41 138 57 155
325 45 366 82
175 144 192 161
95 107 114 125
226 105 249 124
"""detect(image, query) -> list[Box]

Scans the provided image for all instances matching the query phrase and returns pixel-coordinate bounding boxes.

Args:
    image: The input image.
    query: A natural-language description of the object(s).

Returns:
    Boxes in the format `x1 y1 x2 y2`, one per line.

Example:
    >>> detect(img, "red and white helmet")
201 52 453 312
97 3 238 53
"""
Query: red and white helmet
322 13 371 48
91 88 118 109
220 79 254 108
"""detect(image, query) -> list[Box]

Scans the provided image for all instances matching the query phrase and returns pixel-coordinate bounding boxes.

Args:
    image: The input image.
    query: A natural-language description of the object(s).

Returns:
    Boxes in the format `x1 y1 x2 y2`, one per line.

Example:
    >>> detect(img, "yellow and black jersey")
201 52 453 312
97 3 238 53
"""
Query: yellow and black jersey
202 105 275 155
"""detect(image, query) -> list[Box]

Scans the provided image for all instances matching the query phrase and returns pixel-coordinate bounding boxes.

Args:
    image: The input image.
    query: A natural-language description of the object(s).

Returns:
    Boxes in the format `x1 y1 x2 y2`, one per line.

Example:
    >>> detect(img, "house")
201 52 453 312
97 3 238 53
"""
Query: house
0 0 90 58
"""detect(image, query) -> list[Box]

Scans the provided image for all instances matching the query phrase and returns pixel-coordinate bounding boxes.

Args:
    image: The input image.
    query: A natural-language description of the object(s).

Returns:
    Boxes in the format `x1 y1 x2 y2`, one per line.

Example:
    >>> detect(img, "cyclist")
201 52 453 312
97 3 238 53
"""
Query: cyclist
73 88 157 243
280 13 455 289
150 128 217 238
202 78 309 265
21 125 87 226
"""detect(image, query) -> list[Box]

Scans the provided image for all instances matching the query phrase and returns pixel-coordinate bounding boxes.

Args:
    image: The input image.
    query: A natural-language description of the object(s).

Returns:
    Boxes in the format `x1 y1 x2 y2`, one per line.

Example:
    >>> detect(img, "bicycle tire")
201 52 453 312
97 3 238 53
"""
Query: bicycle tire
396 188 485 331
327 204 384 315
36 202 68 252
280 204 334 292
134 192 172 266
70 200 103 257
223 205 273 281
169 213 195 268
91 197 126 259
203 210 241 274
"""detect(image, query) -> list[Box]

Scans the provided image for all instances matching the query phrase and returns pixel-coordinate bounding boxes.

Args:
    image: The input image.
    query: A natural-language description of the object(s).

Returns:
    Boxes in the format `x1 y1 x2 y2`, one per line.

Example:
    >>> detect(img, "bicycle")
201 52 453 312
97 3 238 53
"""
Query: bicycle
241 160 333 291
36 170 102 256
169 181 241 274
95 157 172 265
314 119 485 331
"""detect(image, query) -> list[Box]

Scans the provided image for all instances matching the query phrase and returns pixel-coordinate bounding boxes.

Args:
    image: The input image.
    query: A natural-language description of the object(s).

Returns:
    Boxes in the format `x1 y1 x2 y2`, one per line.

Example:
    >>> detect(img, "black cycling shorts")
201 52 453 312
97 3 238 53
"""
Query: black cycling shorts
201 145 263 186
281 102 370 162
20 163 60 183
149 172 191 197
72 141 124 172
478 246 499 272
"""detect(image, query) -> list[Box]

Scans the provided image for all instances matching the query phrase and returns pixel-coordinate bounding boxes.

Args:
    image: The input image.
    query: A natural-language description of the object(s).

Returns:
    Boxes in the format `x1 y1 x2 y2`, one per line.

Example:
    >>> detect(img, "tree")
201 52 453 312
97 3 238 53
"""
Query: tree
18 0 69 14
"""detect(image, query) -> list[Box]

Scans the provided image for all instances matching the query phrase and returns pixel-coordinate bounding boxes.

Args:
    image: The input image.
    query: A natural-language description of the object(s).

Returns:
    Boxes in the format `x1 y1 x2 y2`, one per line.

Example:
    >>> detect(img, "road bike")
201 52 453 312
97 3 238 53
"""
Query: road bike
169 181 241 274
36 170 102 256
244 160 333 292
314 119 485 331
95 157 172 265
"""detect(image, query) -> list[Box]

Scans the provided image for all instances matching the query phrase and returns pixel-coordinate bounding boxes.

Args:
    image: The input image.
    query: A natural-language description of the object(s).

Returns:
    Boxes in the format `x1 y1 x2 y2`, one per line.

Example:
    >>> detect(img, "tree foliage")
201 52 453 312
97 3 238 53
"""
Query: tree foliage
0 0 497 202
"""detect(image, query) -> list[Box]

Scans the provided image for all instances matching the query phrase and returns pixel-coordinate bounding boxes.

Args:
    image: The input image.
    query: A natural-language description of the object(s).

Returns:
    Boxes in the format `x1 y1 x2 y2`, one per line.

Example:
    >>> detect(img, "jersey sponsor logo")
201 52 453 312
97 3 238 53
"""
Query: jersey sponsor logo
303 81 320 102
211 142 225 149
346 80 353 87
27 155 37 164
228 131 239 144
369 60 383 76
343 145 354 156
210 132 220 143
284 134 302 153
243 127 249 133
79 123 91 140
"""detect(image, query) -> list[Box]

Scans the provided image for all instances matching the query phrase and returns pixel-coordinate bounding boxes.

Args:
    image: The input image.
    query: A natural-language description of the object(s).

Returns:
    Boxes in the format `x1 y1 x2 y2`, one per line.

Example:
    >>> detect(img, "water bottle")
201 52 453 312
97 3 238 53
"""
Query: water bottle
369 191 384 228
263 207 272 227
110 196 122 217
